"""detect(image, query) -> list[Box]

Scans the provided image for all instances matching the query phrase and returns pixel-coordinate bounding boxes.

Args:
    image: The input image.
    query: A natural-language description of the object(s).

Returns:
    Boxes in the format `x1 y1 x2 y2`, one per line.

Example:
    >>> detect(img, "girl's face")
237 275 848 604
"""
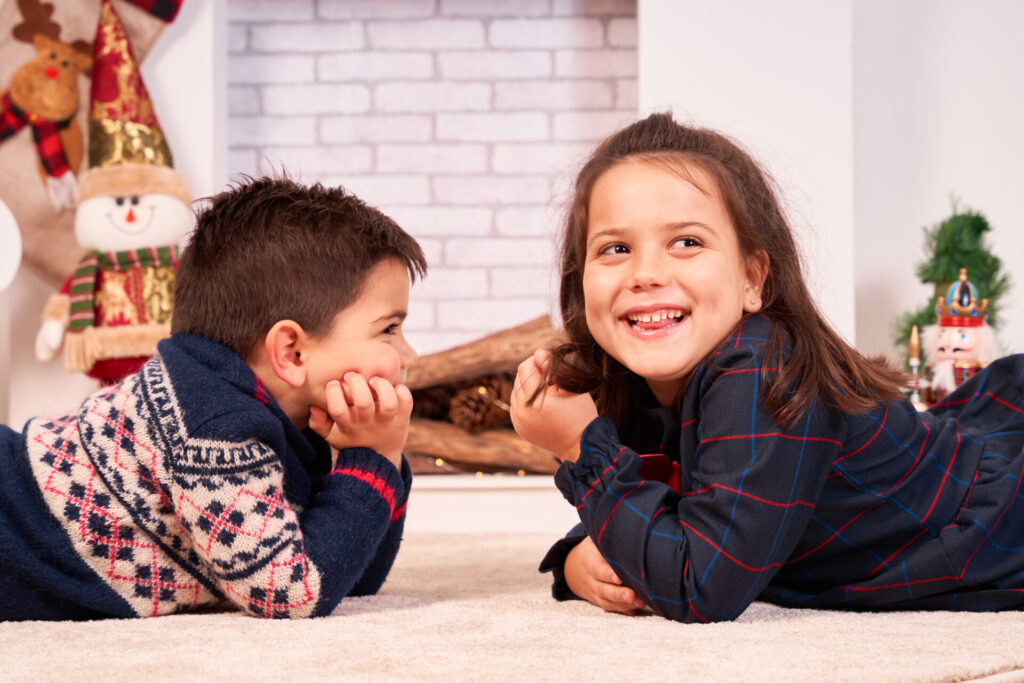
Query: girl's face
582 159 765 405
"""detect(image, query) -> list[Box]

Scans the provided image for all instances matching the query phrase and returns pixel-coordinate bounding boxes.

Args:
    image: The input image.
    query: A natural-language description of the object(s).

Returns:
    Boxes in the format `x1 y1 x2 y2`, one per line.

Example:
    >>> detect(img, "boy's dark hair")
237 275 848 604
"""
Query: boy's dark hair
172 176 426 357
548 112 906 429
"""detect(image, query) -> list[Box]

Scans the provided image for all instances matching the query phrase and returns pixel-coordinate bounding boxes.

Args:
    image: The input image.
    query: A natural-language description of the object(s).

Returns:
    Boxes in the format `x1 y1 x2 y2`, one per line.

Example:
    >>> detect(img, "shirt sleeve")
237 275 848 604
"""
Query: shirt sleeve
169 435 406 618
555 344 842 623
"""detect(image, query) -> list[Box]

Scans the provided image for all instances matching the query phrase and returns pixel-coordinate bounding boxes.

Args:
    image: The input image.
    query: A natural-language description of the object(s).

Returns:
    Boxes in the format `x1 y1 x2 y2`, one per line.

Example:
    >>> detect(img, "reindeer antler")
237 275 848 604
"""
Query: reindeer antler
11 0 62 43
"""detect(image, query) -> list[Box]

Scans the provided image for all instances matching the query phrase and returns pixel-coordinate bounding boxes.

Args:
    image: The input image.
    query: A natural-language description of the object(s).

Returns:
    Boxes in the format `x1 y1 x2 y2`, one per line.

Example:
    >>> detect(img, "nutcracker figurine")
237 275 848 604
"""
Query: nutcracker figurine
920 268 1000 405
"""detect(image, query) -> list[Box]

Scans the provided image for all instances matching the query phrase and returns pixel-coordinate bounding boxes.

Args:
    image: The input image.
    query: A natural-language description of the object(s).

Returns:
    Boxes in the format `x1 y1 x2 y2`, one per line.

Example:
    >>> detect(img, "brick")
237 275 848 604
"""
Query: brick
368 19 485 49
375 82 490 112
383 206 493 236
495 80 612 110
444 238 554 266
228 55 315 84
490 18 603 48
404 330 479 355
257 146 373 176
492 142 592 174
437 299 551 331
414 268 490 298
377 144 488 174
227 25 247 52
495 206 559 236
321 174 432 206
402 299 436 330
227 149 260 176
319 52 433 81
552 0 636 16
319 0 437 19
434 176 551 205
607 17 637 47
227 0 313 21
491 267 558 297
436 112 548 142
438 50 551 80
250 22 364 51
554 49 636 78
616 78 638 110
321 115 433 143
553 111 635 141
441 0 550 17
228 116 317 145
227 86 260 115
262 84 370 114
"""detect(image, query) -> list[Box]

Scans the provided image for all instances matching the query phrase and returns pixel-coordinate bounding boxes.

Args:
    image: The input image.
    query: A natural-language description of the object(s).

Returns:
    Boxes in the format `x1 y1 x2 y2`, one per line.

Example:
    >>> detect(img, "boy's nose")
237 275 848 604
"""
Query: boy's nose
399 338 418 368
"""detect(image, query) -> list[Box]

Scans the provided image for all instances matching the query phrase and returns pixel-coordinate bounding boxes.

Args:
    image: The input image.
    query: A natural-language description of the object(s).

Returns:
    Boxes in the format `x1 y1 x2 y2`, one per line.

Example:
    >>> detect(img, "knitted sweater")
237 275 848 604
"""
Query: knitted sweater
542 314 1024 622
0 334 410 621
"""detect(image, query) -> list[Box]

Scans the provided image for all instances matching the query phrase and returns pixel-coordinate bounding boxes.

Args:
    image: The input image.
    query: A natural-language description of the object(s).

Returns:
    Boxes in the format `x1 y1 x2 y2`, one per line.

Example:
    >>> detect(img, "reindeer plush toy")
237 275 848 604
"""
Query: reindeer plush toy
0 0 92 212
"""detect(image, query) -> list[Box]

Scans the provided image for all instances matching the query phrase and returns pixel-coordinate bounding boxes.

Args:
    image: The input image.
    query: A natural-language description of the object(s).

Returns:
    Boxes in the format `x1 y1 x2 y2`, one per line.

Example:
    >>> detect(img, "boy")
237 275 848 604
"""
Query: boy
0 177 426 620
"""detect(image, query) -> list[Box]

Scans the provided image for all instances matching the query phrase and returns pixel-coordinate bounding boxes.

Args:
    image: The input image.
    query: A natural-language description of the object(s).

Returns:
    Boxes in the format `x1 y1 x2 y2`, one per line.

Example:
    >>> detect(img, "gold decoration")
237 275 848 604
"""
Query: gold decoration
142 265 176 324
89 119 172 168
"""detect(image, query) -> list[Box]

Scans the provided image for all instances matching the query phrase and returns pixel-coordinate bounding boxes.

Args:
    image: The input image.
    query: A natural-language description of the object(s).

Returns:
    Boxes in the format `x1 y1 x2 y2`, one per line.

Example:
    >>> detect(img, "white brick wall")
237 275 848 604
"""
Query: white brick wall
227 0 638 353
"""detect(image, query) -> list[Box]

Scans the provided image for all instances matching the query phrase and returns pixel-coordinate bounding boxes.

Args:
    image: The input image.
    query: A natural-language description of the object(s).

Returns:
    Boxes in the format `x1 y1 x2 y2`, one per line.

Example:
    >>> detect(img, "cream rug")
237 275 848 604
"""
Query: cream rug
2 532 1024 682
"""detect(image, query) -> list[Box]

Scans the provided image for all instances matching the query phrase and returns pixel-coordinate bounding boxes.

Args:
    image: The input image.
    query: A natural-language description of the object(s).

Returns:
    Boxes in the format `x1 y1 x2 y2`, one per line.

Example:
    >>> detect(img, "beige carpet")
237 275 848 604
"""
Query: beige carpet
3 532 1024 682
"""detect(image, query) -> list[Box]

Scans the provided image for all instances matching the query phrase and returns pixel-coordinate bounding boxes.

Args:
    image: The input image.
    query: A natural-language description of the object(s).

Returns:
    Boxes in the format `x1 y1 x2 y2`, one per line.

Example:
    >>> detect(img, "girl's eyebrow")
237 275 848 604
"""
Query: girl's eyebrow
586 227 626 247
587 221 712 248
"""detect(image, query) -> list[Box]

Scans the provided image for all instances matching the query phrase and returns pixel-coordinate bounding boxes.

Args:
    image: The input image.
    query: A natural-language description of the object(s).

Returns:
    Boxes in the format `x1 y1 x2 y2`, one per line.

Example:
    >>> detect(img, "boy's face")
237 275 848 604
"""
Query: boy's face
304 258 417 408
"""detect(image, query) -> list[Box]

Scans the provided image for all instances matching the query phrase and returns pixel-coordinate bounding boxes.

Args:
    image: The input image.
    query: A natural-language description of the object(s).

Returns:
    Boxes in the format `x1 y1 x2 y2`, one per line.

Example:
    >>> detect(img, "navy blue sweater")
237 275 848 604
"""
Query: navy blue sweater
1 334 410 620
542 314 1024 622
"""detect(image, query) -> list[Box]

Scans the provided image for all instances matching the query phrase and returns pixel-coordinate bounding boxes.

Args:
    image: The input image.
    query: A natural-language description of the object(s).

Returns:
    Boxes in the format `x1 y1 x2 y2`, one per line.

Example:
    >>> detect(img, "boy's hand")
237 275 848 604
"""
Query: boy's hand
510 349 597 462
308 372 411 471
564 536 646 615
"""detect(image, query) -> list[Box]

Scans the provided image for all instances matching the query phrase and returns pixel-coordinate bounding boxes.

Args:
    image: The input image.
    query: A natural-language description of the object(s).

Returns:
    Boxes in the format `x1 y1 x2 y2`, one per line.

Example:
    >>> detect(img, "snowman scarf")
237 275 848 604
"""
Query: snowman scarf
68 245 179 332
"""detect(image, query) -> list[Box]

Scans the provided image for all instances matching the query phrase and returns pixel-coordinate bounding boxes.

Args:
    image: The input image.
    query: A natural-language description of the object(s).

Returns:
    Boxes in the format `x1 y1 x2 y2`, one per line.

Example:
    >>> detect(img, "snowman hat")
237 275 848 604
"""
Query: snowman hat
77 0 190 206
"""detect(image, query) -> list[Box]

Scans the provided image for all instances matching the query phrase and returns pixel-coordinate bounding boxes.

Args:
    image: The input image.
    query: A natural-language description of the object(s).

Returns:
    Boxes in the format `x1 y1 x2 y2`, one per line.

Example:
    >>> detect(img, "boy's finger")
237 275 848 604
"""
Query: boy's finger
395 383 414 417
344 372 375 421
369 377 399 417
325 379 349 420
308 405 330 437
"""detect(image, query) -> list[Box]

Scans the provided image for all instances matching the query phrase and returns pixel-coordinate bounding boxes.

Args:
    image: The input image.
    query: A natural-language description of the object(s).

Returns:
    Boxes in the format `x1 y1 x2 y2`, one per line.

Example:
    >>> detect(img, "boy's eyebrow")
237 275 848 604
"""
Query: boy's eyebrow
374 310 407 323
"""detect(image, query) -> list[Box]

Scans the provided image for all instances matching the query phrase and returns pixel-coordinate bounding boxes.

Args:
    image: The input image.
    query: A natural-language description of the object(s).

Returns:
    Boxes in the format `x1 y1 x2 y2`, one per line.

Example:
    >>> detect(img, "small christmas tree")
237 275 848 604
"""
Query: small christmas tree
893 201 1010 365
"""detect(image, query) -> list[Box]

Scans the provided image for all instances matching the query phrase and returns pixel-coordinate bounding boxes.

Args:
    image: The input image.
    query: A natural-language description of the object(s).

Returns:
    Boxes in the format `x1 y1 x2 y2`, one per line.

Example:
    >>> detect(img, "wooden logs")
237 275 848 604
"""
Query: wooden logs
405 418 561 474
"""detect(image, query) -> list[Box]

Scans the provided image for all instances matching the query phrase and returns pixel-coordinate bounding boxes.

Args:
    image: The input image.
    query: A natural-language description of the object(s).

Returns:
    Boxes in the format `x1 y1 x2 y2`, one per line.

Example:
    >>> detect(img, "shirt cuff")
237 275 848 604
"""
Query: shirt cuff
538 524 587 601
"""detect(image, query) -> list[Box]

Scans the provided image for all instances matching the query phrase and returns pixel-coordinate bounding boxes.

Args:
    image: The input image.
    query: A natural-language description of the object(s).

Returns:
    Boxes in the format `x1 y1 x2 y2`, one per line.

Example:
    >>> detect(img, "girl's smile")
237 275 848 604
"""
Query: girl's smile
582 159 766 405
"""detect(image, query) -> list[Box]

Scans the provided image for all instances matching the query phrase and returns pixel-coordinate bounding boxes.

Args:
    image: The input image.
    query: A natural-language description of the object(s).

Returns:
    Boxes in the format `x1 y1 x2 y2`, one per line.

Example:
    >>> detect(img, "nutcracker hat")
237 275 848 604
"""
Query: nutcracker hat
77 0 190 206
936 268 988 327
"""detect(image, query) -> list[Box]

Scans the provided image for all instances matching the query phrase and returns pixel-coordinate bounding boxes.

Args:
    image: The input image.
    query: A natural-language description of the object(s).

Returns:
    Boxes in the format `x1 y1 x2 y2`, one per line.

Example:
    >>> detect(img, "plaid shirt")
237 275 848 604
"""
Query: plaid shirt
548 314 1024 622
0 91 72 177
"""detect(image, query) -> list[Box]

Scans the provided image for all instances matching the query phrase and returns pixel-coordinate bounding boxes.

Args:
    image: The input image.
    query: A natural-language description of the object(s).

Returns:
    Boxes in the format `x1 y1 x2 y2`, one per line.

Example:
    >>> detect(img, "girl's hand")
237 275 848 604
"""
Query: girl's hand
564 536 647 615
510 349 597 462
308 372 411 471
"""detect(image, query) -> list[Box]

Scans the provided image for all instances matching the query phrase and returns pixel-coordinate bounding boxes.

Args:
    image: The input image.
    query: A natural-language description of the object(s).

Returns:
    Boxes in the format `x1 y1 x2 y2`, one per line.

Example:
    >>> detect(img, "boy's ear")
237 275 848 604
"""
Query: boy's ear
743 250 770 313
264 320 309 388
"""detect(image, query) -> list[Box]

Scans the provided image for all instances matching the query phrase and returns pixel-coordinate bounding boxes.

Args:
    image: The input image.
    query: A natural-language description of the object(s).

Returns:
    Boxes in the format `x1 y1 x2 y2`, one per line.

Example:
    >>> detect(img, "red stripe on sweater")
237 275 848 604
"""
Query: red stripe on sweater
332 466 396 514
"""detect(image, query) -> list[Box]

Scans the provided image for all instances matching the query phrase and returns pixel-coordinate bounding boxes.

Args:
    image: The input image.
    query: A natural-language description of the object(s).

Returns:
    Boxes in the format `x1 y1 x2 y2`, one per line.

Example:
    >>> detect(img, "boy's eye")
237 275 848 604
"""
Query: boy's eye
383 323 399 335
597 243 629 256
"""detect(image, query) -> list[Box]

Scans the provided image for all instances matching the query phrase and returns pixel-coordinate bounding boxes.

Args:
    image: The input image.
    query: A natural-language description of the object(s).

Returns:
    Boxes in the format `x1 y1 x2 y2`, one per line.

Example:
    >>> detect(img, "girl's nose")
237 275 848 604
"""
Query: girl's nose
629 250 668 290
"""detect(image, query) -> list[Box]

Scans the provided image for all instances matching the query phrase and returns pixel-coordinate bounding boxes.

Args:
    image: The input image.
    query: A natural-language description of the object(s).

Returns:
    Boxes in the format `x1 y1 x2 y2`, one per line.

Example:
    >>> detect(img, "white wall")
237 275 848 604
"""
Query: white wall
853 0 1024 359
5 0 225 428
638 0 856 340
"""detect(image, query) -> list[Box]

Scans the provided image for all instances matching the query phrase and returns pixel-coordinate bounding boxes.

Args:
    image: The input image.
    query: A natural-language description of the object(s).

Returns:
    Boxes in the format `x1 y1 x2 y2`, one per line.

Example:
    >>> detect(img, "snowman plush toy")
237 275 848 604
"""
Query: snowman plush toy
35 0 192 386
35 163 191 385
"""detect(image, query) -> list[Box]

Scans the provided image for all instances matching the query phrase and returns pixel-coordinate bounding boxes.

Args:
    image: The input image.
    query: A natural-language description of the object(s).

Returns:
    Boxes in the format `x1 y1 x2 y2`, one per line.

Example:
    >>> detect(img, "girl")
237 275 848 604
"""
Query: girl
510 112 1024 623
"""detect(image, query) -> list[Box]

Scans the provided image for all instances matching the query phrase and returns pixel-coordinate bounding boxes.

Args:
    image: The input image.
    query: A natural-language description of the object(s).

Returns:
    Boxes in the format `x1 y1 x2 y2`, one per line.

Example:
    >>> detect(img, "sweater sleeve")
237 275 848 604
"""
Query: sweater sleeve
555 344 842 623
168 435 406 618
347 454 413 597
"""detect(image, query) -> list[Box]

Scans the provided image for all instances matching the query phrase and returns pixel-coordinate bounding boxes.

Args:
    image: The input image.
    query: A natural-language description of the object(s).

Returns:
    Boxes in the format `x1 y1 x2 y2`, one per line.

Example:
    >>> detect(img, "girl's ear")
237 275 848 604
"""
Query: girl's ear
264 320 308 388
743 250 770 313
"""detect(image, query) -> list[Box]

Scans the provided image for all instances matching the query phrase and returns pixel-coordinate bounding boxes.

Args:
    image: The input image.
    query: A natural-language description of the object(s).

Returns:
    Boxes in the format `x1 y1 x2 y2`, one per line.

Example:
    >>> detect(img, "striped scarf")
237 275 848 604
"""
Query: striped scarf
68 246 179 331
0 91 72 177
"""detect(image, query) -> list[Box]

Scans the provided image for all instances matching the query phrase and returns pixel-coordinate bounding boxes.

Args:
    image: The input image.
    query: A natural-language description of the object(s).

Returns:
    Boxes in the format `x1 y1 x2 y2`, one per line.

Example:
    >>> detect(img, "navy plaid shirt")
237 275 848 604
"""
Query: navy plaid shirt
545 314 1024 622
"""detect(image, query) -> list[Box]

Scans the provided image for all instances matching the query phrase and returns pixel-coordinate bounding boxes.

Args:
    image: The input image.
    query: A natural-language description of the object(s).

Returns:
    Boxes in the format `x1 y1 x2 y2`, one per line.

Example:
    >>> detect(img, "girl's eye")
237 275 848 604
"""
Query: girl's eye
597 243 629 256
671 236 702 249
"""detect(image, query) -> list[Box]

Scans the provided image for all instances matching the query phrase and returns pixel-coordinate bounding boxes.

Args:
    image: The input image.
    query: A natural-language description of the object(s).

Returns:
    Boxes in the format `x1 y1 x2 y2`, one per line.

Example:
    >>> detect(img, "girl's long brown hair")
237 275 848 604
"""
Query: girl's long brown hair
546 112 906 431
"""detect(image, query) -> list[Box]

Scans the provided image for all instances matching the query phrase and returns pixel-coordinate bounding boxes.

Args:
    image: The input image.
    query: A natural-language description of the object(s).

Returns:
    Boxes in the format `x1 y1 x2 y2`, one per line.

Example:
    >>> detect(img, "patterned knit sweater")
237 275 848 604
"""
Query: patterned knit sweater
0 334 410 621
